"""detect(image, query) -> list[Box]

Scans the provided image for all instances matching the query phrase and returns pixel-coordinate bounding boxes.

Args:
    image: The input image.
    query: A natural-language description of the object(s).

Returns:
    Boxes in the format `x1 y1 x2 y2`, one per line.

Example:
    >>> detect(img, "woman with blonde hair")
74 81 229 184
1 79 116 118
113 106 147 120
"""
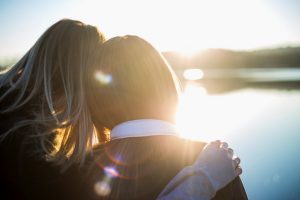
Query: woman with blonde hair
0 19 105 199
85 35 247 199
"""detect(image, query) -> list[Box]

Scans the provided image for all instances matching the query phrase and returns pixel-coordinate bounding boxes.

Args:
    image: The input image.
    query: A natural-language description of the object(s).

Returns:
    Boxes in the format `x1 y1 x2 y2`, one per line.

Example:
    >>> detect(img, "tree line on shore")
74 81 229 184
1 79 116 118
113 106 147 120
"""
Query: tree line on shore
163 46 300 69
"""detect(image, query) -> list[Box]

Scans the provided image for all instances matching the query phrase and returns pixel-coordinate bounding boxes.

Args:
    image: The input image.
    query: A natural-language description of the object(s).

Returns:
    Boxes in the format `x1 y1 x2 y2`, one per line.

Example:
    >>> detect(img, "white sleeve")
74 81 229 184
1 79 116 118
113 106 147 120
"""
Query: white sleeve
156 165 216 200
157 141 240 200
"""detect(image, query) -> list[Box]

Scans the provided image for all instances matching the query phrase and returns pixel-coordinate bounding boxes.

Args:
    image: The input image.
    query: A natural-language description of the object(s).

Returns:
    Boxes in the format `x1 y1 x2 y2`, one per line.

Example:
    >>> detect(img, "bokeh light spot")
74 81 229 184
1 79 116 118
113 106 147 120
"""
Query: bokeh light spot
183 69 204 80
95 71 112 85
94 181 111 197
104 166 119 178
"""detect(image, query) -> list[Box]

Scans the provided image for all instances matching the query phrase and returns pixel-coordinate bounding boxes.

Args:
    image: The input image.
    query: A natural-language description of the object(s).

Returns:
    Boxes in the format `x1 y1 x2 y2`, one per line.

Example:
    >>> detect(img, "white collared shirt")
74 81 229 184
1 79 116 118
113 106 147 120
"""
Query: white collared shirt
110 119 180 140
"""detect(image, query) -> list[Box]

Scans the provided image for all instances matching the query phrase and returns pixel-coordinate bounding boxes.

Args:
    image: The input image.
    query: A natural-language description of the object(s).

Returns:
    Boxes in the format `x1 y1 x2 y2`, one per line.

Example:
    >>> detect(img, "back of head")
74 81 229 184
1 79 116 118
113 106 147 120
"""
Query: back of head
0 19 105 168
87 35 181 141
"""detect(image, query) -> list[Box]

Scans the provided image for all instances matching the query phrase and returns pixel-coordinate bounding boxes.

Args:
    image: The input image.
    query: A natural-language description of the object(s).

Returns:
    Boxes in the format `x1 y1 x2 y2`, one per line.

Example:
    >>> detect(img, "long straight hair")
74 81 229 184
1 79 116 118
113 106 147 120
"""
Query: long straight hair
0 19 105 168
86 35 181 140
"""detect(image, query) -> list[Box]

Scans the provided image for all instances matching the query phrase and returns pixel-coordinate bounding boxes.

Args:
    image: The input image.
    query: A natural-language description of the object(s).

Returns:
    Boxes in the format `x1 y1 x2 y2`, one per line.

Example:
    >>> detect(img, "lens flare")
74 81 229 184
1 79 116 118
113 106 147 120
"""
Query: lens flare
94 71 112 85
183 69 204 80
104 166 119 178
94 166 118 197
94 180 111 197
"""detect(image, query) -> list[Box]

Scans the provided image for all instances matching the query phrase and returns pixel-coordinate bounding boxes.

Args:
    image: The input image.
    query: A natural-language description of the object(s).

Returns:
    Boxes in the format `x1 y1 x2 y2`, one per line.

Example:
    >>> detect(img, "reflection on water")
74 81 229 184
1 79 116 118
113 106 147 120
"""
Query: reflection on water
176 84 300 200
179 68 300 94
195 68 300 82
183 69 204 80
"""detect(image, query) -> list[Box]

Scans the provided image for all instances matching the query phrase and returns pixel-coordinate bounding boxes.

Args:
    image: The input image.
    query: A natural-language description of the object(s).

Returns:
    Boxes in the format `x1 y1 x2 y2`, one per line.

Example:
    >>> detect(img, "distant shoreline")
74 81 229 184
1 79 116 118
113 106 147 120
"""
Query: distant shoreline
163 46 300 70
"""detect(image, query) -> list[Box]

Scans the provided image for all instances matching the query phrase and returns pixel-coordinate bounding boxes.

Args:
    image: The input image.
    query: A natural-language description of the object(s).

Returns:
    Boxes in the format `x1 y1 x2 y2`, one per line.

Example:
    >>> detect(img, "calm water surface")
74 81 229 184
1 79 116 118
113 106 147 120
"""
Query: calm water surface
177 85 300 200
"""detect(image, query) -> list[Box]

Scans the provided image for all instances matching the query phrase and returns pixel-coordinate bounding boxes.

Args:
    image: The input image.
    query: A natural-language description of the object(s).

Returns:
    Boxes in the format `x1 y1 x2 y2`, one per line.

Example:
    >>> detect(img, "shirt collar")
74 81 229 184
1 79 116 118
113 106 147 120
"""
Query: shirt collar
110 119 180 140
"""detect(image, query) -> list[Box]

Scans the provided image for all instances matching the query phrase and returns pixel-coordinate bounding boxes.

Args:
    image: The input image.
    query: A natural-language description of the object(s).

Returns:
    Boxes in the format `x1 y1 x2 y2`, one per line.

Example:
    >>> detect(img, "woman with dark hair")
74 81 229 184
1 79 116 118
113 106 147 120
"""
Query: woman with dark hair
0 19 105 199
85 35 247 199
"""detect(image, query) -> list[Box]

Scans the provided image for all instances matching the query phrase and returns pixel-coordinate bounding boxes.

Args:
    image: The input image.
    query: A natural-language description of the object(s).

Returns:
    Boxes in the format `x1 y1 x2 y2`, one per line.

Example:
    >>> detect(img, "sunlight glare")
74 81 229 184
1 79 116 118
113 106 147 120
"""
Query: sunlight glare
176 84 280 142
183 69 204 80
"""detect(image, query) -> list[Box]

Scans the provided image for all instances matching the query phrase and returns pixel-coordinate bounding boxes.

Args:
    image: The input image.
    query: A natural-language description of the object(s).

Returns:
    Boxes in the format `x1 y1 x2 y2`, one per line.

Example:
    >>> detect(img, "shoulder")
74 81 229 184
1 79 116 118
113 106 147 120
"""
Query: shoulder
91 136 207 167
92 136 206 152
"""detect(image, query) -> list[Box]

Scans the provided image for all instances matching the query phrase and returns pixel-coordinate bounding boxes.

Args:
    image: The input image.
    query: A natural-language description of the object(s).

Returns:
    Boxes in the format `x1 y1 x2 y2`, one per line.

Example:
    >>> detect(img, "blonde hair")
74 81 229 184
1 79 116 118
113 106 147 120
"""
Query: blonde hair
87 35 181 140
0 19 105 168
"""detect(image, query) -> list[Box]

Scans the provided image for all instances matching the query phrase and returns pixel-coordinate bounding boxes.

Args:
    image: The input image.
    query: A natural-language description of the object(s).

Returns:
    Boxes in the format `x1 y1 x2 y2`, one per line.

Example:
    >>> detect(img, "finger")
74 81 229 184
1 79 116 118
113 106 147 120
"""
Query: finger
202 142 217 153
234 157 241 165
233 157 240 168
206 141 221 149
235 166 243 176
211 140 221 146
228 148 234 157
220 142 228 149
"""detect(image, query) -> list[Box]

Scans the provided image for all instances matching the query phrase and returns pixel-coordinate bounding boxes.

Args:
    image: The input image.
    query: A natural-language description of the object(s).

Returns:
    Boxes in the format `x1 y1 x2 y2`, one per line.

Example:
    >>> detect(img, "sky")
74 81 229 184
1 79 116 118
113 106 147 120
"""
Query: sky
0 0 300 58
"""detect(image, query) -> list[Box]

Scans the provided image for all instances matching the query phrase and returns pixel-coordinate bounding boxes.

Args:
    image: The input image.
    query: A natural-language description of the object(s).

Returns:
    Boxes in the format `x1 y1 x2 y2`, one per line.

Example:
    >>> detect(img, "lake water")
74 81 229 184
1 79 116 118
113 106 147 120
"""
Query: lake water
201 68 300 82
177 85 300 199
